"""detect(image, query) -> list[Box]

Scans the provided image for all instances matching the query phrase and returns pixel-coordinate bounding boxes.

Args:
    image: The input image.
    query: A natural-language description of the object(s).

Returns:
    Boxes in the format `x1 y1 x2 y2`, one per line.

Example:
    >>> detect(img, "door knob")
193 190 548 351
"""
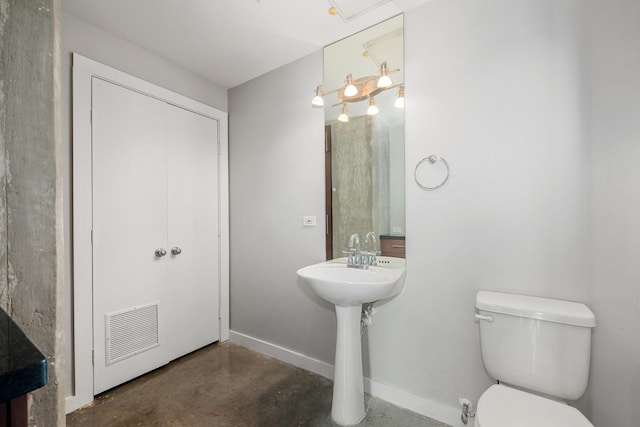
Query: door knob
154 248 167 257
171 247 182 255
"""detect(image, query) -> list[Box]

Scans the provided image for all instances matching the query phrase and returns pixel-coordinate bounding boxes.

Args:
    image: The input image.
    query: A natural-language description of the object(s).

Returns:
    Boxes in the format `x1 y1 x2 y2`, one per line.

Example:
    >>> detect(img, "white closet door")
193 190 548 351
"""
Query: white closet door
165 105 220 361
91 78 170 394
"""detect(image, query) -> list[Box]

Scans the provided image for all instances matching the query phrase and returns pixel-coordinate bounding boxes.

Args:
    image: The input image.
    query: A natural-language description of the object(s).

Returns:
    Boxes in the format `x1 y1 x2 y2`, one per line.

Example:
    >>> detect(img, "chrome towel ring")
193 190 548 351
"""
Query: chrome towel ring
414 155 450 191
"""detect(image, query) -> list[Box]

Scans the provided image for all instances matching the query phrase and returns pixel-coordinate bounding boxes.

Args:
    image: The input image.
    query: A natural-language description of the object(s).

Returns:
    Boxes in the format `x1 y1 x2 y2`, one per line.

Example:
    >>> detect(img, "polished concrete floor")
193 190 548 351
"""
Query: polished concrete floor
67 342 451 427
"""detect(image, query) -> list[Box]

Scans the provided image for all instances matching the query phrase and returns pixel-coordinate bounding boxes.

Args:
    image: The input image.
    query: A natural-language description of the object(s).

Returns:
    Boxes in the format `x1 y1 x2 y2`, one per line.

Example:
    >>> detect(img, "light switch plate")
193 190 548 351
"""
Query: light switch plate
303 216 317 227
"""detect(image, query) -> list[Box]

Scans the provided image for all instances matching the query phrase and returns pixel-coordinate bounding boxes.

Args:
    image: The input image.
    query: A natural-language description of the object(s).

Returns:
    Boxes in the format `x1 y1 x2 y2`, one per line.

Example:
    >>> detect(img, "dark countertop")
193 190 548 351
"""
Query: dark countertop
380 234 405 240
0 308 47 402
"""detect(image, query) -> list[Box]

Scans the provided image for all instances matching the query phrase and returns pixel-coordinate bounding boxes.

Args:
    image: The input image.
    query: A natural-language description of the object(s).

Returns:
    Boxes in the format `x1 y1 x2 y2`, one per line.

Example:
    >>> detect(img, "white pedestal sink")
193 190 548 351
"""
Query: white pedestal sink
297 257 406 426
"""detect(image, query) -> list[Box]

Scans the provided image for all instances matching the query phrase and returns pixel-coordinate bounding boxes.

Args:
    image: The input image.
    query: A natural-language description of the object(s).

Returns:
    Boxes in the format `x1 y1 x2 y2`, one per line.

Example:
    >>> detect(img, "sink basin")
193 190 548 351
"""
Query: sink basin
296 256 406 426
296 257 406 307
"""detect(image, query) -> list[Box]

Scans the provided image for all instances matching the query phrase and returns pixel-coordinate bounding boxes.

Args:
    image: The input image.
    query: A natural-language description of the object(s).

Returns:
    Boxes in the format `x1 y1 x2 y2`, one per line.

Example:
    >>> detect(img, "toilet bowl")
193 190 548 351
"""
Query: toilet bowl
475 291 596 427
474 384 593 427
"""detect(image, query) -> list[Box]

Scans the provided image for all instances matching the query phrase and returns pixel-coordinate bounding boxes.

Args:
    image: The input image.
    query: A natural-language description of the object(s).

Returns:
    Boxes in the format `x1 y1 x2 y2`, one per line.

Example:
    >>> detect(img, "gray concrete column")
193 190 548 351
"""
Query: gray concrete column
0 0 64 425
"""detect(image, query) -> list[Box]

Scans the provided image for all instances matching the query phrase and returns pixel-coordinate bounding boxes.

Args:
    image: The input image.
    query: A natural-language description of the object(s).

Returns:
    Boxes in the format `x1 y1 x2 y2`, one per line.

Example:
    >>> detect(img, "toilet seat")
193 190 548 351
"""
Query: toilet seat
474 385 593 427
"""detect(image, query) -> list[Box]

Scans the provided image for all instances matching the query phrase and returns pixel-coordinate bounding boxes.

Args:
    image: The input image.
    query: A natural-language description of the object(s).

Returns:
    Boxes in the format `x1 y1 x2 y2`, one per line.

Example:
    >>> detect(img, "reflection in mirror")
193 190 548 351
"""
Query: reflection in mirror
318 15 405 260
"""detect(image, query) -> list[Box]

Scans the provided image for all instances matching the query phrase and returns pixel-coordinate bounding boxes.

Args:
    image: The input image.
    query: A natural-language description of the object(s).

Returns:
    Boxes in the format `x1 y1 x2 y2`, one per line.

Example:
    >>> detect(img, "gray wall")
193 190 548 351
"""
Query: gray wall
61 10 228 400
585 0 640 424
0 0 64 424
403 0 589 411
58 0 640 424
62 11 228 112
229 0 640 425
228 51 336 362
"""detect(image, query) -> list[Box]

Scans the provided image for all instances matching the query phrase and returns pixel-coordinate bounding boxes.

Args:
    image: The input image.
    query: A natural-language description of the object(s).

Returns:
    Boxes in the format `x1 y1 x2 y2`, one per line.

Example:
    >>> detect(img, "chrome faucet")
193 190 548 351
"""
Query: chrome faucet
347 232 378 269
347 233 364 269
364 231 378 267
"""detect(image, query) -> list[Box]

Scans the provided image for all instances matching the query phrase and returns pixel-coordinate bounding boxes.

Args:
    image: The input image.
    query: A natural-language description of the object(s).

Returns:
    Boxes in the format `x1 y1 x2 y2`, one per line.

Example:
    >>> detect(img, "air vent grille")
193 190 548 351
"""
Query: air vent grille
106 302 160 365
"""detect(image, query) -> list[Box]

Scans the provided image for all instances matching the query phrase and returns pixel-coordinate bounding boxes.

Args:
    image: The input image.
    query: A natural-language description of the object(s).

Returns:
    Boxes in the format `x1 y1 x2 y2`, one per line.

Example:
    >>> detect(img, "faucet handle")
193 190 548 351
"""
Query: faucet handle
343 248 354 264
364 252 378 266
354 252 361 264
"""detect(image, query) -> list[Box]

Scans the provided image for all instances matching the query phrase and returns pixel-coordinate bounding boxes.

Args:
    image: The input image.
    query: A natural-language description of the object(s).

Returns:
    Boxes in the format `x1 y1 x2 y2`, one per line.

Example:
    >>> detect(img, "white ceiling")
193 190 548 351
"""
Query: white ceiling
62 0 430 89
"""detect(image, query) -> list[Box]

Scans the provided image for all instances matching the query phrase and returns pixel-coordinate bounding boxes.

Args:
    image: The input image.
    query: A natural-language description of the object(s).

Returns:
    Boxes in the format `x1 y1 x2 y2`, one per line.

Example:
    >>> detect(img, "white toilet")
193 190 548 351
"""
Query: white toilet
474 291 596 427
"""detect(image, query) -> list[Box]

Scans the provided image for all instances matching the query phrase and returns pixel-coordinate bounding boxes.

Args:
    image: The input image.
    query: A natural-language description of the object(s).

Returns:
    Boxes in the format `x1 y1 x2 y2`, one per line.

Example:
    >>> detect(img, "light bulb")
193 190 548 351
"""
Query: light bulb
366 98 379 115
344 85 358 97
394 86 405 109
377 61 392 88
377 75 392 88
311 85 324 107
344 74 358 97
312 95 324 107
338 104 349 122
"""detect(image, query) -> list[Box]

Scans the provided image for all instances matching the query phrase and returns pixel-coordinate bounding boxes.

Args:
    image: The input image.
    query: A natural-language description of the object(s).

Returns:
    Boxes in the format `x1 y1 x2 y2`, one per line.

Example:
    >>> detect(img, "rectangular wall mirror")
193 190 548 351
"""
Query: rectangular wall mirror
322 15 405 260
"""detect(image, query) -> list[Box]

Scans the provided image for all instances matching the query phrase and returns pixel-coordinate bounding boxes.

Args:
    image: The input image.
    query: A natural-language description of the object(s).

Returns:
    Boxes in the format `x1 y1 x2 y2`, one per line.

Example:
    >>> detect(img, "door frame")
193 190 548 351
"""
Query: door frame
67 54 229 413
325 125 333 260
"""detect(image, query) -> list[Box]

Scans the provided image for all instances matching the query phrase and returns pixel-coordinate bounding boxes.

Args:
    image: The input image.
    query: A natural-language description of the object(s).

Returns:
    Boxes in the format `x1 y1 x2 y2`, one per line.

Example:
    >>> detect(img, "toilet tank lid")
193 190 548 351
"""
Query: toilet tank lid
476 291 596 327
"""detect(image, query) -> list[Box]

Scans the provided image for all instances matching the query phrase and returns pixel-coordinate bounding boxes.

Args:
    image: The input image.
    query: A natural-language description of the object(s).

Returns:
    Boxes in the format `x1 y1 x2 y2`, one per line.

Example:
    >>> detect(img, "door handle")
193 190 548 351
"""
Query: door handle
154 248 167 257
171 247 182 255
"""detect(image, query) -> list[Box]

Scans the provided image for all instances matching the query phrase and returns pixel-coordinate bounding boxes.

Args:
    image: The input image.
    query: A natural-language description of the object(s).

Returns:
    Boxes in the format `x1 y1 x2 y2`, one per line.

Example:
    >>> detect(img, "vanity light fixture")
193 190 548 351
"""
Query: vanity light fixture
344 74 358 97
377 61 392 88
312 85 324 108
366 97 379 115
337 104 349 122
310 59 402 118
394 85 405 109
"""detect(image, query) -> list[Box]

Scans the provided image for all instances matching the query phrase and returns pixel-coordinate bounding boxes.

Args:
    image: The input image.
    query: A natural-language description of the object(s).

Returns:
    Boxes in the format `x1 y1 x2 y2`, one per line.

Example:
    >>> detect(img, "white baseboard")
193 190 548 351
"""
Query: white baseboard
65 393 93 414
364 378 465 427
229 330 335 379
229 330 464 427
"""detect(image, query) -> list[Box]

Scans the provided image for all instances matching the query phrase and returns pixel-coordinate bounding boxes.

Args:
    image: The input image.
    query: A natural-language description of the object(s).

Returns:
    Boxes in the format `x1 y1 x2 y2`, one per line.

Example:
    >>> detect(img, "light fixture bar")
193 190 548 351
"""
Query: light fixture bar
320 68 400 99
329 83 404 108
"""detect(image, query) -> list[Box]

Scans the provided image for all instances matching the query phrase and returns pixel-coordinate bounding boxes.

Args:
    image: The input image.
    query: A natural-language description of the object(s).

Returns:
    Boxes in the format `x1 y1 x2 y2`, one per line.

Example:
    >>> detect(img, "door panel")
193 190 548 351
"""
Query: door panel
91 78 220 395
165 105 220 360
91 78 170 394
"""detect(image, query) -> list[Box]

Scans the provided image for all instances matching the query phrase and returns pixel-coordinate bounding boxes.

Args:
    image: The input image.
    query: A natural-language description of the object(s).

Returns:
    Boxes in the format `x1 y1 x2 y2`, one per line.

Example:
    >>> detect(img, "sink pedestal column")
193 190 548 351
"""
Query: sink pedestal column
332 305 365 426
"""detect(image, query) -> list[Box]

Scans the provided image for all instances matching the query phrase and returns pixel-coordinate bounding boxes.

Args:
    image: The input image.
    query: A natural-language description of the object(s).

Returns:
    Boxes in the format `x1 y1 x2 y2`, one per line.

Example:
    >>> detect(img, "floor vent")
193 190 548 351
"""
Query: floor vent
106 302 160 365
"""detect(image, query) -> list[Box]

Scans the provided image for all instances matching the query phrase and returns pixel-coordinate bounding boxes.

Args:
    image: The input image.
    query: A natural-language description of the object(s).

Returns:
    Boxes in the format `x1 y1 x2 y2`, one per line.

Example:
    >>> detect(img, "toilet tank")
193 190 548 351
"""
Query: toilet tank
476 291 596 400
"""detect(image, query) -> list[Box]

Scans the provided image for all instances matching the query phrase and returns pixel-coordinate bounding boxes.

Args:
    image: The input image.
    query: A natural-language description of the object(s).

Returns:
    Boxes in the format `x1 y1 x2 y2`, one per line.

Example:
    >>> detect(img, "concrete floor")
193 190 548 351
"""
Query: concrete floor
67 342 451 427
